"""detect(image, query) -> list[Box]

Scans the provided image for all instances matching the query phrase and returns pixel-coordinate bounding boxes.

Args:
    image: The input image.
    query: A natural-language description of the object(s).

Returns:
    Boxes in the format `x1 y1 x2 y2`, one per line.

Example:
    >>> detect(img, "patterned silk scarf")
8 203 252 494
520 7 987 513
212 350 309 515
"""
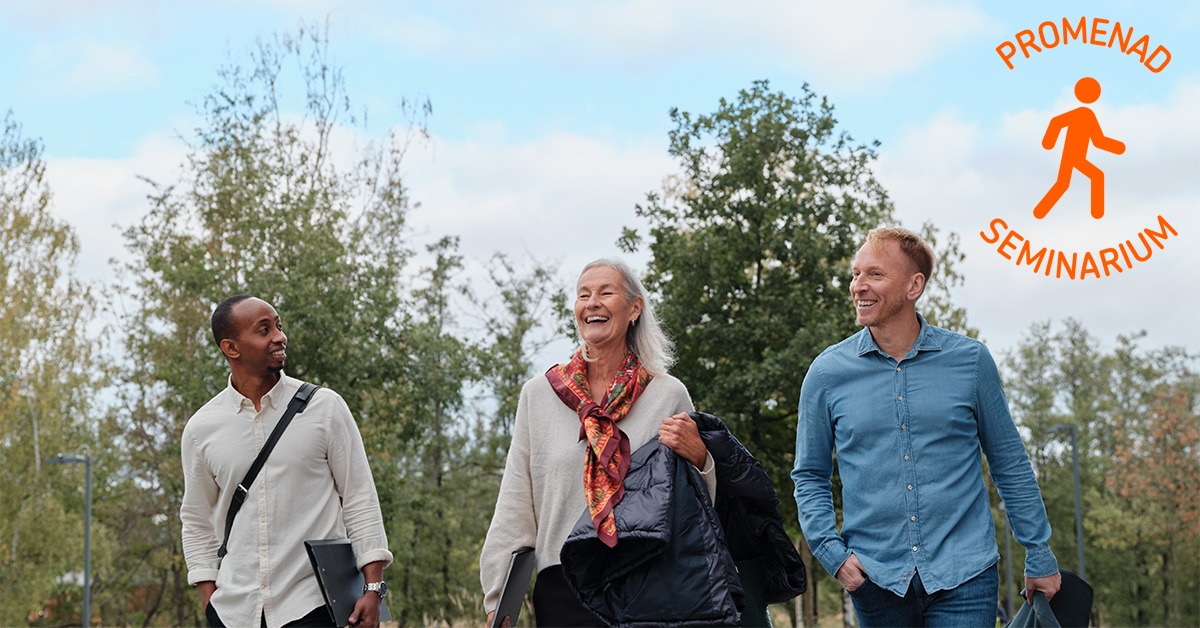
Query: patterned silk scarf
546 349 653 547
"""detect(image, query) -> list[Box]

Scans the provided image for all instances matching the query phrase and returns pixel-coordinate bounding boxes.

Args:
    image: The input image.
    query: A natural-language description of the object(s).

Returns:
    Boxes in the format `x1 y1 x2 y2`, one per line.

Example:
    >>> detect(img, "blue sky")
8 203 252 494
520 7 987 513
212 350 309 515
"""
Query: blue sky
2 0 1197 360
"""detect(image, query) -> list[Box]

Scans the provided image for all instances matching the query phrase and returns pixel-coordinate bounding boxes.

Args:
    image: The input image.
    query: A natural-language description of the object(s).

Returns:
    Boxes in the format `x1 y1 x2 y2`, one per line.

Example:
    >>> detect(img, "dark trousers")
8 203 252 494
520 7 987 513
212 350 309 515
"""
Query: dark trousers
206 603 334 627
531 565 605 627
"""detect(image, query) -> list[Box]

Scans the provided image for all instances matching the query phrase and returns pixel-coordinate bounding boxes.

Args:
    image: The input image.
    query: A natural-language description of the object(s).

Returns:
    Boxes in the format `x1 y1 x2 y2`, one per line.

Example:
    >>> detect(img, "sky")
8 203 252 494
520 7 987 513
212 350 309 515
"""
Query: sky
2 0 1197 366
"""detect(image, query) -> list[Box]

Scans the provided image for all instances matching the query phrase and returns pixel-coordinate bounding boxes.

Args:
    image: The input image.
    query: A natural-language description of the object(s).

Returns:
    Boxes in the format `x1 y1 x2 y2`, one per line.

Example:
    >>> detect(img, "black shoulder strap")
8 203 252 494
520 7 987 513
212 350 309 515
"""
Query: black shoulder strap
217 381 319 558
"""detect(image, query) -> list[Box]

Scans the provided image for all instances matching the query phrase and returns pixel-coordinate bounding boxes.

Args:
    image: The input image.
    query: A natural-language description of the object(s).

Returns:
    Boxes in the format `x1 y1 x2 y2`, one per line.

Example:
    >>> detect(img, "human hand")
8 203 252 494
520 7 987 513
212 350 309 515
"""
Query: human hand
1024 571 1062 604
196 581 216 611
659 413 707 468
348 591 381 627
836 554 868 592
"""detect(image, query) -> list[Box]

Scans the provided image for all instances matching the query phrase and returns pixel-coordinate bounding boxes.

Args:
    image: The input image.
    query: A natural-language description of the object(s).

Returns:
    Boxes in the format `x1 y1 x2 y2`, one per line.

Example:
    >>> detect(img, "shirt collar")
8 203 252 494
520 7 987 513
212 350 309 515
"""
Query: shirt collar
225 372 290 414
854 312 942 359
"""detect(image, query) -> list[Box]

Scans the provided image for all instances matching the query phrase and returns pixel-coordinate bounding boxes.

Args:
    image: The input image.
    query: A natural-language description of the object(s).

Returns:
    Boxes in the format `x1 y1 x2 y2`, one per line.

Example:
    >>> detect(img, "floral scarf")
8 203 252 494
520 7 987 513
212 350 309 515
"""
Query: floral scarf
546 348 653 548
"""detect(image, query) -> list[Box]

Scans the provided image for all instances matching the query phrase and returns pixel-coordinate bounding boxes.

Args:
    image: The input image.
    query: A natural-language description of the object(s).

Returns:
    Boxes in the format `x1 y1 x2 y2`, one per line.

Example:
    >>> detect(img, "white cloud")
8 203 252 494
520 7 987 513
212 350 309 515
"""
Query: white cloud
876 78 1200 354
372 0 989 84
45 132 187 285
30 41 158 97
402 126 674 274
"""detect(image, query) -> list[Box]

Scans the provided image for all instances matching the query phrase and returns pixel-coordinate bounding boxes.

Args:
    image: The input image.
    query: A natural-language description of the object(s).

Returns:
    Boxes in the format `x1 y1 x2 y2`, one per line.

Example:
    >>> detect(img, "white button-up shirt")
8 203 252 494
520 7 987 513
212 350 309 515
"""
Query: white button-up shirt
181 373 393 628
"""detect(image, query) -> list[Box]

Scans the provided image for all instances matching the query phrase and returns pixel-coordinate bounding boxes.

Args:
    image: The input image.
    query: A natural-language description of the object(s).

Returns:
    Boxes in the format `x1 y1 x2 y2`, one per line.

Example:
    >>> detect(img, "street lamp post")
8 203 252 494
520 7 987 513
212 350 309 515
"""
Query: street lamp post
1048 424 1086 581
48 453 92 628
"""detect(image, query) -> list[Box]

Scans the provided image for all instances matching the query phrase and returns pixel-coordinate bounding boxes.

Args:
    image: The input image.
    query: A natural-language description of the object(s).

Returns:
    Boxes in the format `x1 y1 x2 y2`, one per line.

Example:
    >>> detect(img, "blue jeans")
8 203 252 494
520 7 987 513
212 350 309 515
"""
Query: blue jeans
848 563 998 627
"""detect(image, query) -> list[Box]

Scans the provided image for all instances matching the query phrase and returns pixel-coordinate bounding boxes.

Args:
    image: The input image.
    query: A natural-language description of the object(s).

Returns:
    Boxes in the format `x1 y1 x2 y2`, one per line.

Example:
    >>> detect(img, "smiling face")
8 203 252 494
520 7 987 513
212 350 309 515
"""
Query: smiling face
223 297 288 375
575 265 643 358
849 240 924 330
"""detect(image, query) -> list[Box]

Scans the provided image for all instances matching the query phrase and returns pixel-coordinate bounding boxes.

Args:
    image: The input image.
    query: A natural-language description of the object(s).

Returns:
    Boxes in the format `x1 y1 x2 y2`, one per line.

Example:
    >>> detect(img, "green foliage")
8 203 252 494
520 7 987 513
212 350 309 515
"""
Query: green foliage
0 111 108 626
1001 320 1199 626
107 24 425 625
622 81 976 622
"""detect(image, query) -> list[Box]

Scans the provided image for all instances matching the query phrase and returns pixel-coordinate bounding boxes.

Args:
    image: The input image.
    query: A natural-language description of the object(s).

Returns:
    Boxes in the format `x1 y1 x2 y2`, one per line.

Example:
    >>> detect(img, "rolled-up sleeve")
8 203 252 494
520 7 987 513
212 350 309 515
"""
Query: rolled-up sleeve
180 426 222 585
327 392 393 569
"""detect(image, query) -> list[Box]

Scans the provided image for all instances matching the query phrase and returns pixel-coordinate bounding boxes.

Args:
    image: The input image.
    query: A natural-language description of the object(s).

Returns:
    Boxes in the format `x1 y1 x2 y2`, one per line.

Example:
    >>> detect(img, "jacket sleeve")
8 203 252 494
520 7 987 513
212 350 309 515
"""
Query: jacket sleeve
694 412 777 508
480 382 539 613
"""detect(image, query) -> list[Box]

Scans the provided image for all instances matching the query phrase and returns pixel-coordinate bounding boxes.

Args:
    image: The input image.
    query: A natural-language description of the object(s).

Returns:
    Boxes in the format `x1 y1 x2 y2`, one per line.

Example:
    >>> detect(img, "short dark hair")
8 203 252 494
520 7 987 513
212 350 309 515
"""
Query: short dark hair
211 294 255 345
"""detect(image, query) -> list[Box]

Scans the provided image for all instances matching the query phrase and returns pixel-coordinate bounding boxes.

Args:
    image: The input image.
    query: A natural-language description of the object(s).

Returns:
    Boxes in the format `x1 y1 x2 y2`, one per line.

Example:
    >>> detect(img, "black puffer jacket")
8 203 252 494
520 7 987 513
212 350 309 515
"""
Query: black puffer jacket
560 435 743 627
692 412 807 604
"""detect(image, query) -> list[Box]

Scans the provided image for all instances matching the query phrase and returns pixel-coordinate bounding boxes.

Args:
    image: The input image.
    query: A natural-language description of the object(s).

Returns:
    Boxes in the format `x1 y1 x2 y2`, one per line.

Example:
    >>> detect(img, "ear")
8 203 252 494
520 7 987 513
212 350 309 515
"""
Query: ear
908 273 927 301
631 296 644 322
219 338 240 361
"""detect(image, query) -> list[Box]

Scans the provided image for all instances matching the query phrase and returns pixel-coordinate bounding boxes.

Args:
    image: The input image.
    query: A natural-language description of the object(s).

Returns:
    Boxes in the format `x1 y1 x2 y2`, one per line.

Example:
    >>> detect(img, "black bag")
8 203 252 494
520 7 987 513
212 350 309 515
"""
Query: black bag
1008 570 1093 628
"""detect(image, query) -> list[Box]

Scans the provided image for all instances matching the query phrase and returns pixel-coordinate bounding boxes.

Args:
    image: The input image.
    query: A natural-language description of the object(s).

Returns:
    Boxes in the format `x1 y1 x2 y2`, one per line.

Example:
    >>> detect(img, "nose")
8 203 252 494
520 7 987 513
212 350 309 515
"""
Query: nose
273 327 287 344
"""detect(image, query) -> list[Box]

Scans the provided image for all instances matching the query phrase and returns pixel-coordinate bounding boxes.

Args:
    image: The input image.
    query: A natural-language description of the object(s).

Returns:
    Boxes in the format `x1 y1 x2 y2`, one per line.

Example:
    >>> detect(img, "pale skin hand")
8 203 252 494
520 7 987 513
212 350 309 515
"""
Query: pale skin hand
658 413 708 469
1025 571 1062 604
836 553 868 592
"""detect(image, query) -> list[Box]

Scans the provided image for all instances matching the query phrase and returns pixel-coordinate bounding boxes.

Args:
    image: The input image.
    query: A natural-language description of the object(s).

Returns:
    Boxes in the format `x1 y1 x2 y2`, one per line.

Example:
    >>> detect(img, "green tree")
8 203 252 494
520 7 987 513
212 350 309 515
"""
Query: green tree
1002 321 1199 626
107 25 423 625
621 80 970 626
385 238 479 622
0 112 107 625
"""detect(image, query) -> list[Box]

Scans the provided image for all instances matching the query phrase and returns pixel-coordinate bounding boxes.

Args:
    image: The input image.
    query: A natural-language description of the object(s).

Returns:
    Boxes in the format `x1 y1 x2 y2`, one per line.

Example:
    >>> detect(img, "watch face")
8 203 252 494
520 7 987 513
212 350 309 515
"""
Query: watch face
378 581 388 598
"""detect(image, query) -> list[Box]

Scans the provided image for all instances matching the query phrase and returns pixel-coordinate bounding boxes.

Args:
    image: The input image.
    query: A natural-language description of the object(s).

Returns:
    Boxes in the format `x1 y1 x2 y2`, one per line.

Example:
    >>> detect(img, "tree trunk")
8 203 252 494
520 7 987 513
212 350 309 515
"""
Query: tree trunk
843 588 857 627
798 536 818 628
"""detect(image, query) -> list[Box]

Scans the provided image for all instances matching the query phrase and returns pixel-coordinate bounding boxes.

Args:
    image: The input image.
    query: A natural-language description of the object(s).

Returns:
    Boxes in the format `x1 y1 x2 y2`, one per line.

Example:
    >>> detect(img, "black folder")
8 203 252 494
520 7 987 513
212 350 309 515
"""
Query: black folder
304 539 391 627
491 546 535 628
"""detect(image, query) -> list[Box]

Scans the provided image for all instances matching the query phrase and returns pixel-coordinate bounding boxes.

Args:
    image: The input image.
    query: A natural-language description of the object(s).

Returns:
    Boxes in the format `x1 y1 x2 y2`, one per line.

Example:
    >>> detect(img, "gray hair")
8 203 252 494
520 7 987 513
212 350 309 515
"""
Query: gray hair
577 257 676 377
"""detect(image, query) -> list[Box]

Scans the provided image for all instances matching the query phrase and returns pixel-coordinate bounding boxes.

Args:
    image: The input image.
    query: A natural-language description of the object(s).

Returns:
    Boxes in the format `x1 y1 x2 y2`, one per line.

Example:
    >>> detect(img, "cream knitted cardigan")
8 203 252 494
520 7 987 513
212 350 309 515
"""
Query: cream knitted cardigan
480 372 713 613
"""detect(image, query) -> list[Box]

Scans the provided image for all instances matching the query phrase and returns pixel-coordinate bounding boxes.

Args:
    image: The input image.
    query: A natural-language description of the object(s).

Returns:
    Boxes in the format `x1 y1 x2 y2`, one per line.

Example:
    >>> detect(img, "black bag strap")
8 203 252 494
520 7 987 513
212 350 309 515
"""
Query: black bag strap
218 381 318 558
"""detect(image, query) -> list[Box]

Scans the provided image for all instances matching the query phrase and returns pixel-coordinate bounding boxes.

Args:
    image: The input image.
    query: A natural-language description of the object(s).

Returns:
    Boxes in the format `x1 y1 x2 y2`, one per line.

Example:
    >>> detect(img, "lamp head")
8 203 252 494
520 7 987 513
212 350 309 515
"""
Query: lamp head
47 453 87 464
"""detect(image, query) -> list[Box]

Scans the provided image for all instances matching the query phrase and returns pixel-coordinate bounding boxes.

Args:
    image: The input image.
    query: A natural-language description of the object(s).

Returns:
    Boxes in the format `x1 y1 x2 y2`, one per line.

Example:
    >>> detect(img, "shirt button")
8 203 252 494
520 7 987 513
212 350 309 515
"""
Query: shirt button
898 395 904 400
904 455 910 460
911 515 917 521
896 367 901 372
901 424 907 430
907 485 913 491
912 546 919 552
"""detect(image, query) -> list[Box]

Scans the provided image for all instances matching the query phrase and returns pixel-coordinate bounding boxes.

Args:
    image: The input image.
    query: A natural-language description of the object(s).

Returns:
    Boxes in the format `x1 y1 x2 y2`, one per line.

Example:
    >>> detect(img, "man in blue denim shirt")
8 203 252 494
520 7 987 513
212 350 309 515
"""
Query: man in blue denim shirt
792 228 1061 626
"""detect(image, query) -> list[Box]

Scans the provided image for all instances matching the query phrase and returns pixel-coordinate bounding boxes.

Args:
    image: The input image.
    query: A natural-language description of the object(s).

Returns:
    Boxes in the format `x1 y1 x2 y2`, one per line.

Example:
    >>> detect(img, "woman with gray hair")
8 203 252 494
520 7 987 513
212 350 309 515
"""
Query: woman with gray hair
480 257 713 626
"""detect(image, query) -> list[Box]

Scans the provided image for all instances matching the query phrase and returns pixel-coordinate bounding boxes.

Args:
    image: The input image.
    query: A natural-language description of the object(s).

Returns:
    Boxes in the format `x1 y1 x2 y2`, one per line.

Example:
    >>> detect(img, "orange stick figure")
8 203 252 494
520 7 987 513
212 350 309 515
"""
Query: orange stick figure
1033 77 1125 220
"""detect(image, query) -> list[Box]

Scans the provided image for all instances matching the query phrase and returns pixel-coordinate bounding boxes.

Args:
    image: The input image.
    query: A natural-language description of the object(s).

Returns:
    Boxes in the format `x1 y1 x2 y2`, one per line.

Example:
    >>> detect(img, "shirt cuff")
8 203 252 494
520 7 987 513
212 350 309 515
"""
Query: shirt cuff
698 452 717 502
813 539 851 579
1023 545 1059 578
356 548 394 570
187 568 219 586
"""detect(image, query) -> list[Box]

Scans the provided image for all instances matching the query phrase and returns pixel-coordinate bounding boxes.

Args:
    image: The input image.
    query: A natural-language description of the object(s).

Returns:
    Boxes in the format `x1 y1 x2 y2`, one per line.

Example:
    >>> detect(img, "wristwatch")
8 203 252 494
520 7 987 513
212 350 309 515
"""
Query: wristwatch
363 581 388 598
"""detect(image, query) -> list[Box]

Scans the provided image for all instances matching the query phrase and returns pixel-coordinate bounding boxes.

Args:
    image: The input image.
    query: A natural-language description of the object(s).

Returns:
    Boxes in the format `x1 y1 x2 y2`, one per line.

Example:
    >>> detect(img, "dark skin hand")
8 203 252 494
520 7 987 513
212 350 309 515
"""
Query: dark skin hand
347 561 386 627
198 560 387 627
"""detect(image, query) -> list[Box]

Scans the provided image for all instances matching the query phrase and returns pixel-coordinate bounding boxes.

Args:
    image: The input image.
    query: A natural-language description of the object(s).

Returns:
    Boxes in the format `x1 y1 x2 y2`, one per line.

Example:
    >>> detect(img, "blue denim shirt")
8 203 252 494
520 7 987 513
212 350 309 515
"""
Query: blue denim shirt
792 315 1057 596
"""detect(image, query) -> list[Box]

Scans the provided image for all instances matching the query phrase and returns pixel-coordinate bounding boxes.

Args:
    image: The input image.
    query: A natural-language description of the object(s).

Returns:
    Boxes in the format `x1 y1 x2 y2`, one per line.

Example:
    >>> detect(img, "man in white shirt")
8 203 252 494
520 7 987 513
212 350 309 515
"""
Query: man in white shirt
181 295 393 628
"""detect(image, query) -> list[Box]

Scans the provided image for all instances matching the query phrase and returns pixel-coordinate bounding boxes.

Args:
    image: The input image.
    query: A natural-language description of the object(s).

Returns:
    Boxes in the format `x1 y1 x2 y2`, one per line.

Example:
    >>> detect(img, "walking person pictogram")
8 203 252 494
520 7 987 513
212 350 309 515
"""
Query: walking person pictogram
1034 77 1125 220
